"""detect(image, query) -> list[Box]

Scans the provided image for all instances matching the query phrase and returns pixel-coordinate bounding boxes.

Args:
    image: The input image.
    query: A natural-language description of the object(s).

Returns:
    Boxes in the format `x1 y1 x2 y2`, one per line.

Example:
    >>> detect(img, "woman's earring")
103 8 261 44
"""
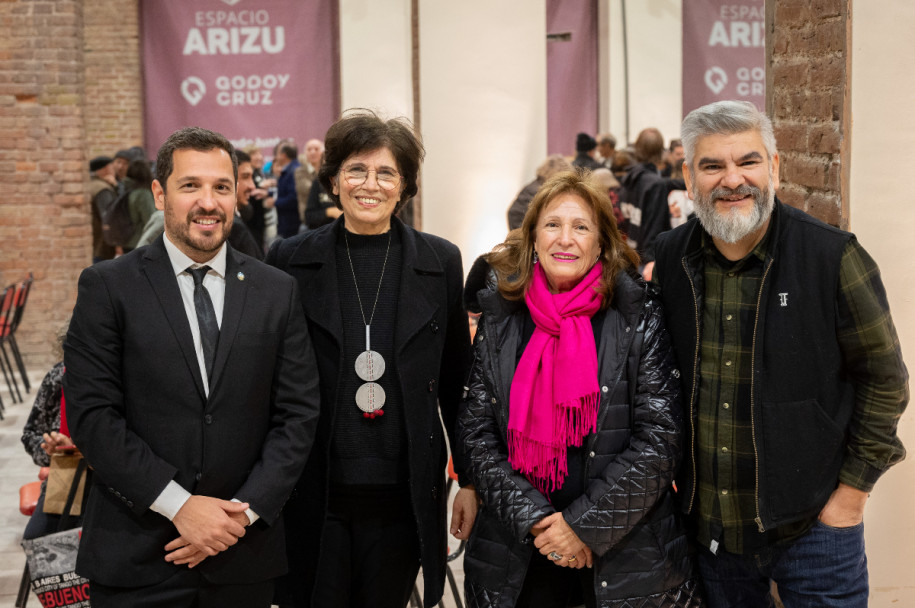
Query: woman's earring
533 250 539 263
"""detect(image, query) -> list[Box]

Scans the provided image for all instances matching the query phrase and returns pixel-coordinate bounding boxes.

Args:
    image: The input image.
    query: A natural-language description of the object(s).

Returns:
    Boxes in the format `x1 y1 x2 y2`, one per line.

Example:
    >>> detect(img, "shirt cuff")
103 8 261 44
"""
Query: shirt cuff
232 498 259 525
150 480 191 521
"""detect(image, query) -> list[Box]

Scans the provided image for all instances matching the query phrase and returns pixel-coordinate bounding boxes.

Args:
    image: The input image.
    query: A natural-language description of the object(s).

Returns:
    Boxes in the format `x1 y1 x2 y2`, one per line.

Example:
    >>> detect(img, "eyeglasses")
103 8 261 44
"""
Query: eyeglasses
341 166 402 191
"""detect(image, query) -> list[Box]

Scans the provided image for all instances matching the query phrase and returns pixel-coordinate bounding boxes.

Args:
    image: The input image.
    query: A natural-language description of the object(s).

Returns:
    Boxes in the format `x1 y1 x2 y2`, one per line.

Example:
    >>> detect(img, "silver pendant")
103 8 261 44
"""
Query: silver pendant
355 382 386 413
355 350 385 382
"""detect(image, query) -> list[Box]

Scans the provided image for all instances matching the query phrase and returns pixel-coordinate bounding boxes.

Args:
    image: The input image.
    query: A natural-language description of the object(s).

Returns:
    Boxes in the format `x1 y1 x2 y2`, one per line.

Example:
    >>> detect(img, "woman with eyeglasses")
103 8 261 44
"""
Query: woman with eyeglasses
266 109 475 608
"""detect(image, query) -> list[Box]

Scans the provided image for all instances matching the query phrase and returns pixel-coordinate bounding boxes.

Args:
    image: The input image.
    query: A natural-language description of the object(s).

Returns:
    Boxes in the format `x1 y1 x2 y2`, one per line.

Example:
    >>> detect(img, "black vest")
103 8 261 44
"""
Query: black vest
654 200 856 530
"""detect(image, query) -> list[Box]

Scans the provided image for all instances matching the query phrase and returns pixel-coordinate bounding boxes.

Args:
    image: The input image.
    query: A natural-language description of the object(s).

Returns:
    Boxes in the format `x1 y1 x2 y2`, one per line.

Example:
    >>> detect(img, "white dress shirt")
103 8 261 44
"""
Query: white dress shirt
150 234 257 525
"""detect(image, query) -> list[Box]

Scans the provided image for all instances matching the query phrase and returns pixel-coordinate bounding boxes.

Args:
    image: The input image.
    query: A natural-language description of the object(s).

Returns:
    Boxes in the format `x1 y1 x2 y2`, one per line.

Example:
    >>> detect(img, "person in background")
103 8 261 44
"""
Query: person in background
618 128 685 278
112 149 132 184
88 156 117 263
296 139 325 229
303 159 341 230
122 158 157 253
273 142 302 238
267 109 475 608
21 320 80 540
459 170 701 608
239 145 271 251
590 167 624 232
662 138 685 179
653 100 909 608
229 150 265 259
597 133 617 169
571 133 602 171
507 154 573 230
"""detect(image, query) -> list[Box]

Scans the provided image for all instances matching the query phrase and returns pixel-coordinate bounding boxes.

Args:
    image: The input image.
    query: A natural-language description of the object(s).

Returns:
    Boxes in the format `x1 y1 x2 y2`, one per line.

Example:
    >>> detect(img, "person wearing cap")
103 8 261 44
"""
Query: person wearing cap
112 149 132 183
89 156 118 263
572 133 602 171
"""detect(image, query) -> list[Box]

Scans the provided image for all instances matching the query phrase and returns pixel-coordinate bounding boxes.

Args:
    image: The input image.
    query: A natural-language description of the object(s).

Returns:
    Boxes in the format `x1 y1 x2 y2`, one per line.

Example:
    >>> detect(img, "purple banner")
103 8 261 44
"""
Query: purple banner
140 0 339 157
682 1 765 115
547 0 598 157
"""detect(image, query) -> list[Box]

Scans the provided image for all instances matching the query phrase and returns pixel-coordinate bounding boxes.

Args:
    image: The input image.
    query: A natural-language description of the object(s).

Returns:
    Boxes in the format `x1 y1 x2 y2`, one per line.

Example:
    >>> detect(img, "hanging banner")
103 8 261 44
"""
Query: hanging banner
140 0 339 158
682 1 765 115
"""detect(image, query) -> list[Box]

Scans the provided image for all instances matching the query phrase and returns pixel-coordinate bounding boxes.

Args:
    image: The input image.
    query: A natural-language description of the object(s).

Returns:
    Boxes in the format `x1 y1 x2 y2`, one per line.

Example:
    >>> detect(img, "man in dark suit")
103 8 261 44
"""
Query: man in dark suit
64 126 320 607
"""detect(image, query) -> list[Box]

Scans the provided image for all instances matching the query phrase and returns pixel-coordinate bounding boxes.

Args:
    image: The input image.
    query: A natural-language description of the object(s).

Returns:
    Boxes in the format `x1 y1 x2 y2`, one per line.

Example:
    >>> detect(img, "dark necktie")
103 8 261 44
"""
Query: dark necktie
188 266 219 381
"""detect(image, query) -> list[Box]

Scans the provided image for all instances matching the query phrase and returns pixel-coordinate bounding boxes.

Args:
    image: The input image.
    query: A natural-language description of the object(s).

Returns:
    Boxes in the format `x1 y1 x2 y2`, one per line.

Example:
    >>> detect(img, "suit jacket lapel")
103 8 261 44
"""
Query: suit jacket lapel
209 247 247 392
394 220 440 355
141 237 207 399
289 219 343 347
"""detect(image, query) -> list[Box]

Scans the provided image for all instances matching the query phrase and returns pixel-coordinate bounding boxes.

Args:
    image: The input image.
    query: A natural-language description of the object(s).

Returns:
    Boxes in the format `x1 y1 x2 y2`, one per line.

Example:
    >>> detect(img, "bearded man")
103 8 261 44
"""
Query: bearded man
64 127 320 607
652 101 908 608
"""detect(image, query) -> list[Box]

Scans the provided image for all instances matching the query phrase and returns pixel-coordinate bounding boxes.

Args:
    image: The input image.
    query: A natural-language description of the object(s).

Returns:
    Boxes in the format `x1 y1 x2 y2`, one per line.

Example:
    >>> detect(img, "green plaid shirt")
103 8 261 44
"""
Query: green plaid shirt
693 228 908 554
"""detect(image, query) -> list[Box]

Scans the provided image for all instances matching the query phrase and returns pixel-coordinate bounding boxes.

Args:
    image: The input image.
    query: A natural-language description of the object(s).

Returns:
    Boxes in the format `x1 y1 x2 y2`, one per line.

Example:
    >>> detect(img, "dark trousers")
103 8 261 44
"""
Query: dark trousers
516 549 596 608
89 569 274 608
310 485 421 608
23 482 83 540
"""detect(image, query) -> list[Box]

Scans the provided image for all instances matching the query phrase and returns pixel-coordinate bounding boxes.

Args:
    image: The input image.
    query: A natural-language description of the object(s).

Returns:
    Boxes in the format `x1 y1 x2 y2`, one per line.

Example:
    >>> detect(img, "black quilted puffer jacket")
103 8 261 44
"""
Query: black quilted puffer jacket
458 270 703 608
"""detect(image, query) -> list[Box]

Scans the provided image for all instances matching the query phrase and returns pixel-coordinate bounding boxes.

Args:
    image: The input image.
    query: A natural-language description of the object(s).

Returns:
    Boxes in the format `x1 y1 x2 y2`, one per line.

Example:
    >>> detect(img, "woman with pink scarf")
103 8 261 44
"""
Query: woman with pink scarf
457 171 703 608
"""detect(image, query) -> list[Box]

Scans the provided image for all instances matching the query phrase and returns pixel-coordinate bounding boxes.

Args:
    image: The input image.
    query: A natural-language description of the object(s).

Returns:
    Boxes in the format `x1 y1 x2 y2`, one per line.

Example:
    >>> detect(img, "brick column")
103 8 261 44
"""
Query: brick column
768 0 851 228
0 0 90 368
83 0 143 157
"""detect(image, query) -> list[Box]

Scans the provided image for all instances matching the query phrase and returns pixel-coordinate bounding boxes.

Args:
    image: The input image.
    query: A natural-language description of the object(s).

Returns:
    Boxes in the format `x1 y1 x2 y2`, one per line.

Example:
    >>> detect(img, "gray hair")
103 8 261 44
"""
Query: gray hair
681 101 777 170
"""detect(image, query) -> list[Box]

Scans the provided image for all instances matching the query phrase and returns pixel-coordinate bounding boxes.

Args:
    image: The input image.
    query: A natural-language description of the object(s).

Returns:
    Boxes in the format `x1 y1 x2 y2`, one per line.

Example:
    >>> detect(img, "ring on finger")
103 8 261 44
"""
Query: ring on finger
548 551 562 561
568 555 577 563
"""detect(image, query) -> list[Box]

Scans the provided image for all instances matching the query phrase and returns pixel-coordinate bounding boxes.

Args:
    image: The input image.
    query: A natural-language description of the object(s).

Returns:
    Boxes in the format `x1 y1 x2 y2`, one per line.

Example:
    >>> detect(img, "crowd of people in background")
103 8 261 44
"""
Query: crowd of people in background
88 120 692 270
86 136 330 265
509 127 689 281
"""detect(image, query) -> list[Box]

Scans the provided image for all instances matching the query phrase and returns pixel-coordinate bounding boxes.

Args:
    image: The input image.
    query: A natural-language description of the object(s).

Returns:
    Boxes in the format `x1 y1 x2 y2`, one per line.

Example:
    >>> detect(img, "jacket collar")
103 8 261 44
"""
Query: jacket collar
286 216 445 354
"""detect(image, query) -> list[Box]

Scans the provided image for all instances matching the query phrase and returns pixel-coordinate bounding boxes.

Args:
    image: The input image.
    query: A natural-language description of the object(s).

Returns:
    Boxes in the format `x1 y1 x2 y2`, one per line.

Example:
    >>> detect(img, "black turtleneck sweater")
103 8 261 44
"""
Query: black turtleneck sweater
331 224 406 486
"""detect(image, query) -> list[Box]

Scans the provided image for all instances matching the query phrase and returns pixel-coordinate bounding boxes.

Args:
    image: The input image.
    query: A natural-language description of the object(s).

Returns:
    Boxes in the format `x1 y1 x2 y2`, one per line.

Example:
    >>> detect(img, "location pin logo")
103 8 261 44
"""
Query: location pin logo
181 76 206 106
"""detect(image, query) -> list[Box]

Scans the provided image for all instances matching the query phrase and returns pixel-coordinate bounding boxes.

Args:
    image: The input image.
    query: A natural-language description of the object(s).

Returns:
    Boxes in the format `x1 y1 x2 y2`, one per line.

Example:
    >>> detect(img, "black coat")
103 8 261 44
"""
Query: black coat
64 237 320 587
618 162 684 263
457 271 701 607
266 217 472 607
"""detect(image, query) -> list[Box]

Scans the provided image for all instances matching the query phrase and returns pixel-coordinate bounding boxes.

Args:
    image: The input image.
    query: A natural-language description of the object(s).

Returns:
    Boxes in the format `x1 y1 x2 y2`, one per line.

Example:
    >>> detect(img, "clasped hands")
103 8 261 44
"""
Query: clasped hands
164 496 251 568
531 512 593 569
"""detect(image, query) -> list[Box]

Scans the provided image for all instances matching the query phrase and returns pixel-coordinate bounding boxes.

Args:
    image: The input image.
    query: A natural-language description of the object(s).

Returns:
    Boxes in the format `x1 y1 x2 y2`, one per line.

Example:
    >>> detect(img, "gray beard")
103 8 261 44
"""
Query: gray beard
693 181 775 244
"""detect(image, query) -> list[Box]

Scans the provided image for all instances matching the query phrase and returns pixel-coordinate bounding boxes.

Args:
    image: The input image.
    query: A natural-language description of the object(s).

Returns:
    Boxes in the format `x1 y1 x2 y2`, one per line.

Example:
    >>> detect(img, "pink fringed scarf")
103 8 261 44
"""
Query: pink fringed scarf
508 262 604 494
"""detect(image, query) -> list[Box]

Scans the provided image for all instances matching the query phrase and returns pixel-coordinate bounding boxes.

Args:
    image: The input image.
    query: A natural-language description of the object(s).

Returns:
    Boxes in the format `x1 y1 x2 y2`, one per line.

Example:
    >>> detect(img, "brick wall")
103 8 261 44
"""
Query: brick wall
83 0 143 157
768 0 850 228
0 0 142 372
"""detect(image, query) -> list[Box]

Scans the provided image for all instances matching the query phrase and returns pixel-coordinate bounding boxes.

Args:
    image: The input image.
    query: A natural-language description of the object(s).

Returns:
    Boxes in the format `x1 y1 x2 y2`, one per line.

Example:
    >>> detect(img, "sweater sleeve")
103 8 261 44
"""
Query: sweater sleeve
21 362 65 467
834 239 909 492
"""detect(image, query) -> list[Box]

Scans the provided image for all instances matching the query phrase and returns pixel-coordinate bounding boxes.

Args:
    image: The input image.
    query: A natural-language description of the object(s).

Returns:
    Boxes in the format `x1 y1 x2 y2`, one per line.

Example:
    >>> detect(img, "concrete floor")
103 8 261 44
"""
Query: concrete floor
0 366 911 607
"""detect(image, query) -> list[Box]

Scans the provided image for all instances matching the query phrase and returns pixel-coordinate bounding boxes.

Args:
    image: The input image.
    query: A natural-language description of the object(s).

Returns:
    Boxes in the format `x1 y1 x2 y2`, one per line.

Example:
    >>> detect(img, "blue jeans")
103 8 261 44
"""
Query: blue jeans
698 521 868 608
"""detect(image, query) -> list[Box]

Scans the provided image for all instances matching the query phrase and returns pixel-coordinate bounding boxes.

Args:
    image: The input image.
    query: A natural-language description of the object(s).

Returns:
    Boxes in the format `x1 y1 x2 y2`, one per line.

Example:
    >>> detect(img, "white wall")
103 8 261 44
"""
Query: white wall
606 0 682 146
849 3 915 605
419 1 547 267
338 0 413 119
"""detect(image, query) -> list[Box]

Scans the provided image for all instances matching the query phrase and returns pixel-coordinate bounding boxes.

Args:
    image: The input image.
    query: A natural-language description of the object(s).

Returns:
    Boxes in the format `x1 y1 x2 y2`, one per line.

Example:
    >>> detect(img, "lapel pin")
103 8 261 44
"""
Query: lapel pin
237 272 245 281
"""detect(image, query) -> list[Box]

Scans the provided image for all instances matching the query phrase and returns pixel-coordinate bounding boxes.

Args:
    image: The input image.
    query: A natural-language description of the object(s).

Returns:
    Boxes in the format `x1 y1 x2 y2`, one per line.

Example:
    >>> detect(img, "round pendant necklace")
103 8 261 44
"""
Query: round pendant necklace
344 229 392 418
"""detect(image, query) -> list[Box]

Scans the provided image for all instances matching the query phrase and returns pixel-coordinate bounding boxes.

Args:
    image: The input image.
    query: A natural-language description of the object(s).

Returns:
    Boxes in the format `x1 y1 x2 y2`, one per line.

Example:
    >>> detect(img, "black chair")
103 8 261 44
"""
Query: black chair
0 285 22 405
4 273 33 393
